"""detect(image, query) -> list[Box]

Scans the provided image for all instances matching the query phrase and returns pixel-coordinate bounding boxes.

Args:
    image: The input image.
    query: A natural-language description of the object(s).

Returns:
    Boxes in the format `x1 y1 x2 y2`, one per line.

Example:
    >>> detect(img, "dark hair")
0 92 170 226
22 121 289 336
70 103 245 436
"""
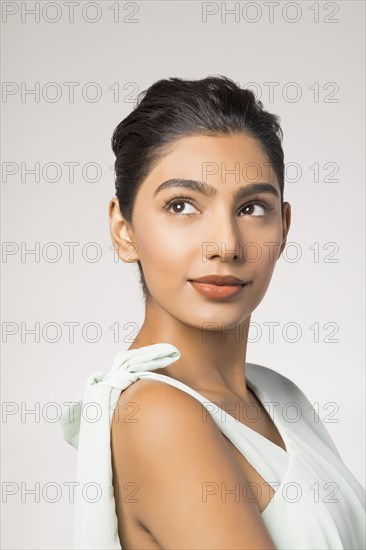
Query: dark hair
111 75 285 301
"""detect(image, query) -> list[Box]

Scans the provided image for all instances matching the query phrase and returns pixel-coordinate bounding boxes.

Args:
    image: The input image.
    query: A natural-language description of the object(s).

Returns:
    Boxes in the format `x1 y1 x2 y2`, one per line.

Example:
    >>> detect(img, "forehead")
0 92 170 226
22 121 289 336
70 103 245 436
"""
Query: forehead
142 133 277 190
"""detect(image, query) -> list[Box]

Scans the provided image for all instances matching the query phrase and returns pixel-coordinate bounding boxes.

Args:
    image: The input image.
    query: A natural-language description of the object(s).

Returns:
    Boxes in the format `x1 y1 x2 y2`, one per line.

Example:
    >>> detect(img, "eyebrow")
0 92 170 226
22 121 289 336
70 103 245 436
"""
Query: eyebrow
152 178 280 201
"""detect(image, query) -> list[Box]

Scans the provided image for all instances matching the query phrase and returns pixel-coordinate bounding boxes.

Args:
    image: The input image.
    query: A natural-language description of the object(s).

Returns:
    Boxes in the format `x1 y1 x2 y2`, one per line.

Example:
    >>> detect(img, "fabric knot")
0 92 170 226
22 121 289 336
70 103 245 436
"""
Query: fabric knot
60 343 180 449
59 342 181 549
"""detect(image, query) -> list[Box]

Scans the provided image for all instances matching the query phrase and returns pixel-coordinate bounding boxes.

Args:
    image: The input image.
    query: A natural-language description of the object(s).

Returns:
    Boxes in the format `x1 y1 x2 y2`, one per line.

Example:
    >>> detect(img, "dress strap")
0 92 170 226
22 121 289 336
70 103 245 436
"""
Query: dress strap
136 369 290 487
60 343 180 449
59 343 181 550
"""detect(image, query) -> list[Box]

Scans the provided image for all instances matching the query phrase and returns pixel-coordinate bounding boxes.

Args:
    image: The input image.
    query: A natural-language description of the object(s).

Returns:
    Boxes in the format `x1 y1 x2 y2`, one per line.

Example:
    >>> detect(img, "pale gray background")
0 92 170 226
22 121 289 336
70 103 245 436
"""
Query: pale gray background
1 1 365 548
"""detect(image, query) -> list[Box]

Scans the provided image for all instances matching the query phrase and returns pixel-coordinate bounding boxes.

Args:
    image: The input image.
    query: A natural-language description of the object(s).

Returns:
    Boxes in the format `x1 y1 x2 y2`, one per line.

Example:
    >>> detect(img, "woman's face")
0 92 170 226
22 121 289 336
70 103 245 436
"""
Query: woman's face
110 132 291 329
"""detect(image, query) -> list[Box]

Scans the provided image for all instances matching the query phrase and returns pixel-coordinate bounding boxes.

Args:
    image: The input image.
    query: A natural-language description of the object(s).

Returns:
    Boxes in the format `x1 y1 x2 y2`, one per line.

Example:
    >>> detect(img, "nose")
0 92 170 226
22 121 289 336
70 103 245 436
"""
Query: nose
203 212 243 263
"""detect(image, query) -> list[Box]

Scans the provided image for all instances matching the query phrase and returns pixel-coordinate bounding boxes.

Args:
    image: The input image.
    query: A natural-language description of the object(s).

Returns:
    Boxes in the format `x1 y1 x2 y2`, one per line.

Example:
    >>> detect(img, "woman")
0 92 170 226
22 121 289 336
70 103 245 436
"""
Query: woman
60 76 365 549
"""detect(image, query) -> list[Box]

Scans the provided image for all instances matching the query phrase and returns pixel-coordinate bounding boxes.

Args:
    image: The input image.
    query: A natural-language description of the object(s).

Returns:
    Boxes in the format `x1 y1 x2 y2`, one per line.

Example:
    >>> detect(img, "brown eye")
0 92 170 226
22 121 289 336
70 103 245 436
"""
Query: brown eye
163 197 198 215
240 202 271 217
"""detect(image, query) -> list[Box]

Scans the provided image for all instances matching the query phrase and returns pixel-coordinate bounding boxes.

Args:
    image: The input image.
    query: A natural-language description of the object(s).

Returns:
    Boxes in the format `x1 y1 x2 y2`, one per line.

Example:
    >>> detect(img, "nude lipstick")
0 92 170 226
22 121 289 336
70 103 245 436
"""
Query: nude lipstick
188 275 248 300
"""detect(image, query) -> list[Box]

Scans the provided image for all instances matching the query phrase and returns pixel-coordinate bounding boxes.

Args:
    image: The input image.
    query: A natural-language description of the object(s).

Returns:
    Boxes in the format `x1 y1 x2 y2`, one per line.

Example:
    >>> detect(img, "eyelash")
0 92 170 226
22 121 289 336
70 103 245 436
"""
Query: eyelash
162 193 275 217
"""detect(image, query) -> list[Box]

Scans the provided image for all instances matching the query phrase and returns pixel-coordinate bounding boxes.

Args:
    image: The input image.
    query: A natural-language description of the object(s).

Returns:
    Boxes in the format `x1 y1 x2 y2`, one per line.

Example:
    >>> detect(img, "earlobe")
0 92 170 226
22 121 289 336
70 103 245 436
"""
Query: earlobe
108 197 139 263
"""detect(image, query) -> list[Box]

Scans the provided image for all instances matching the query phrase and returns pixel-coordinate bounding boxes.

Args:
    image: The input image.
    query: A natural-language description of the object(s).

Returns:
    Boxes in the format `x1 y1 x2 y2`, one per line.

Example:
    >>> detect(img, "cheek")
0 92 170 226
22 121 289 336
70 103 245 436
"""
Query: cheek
243 223 282 276
242 216 281 247
133 218 192 284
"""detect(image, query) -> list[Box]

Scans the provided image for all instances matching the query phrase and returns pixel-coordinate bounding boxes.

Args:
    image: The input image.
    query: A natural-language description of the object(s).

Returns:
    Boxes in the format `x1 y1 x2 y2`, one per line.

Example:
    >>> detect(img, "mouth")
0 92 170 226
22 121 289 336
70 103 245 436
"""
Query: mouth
188 275 247 286
188 278 248 300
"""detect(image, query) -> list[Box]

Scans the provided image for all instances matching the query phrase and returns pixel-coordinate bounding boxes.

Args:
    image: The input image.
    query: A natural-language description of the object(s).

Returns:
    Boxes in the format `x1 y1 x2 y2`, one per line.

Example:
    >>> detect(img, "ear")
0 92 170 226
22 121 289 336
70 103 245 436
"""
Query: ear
278 201 291 258
108 197 139 263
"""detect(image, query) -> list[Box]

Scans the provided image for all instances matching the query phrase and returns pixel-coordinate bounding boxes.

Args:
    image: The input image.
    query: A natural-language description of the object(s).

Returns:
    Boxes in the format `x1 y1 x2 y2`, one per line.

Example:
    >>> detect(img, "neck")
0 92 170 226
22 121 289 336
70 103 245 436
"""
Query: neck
127 297 252 401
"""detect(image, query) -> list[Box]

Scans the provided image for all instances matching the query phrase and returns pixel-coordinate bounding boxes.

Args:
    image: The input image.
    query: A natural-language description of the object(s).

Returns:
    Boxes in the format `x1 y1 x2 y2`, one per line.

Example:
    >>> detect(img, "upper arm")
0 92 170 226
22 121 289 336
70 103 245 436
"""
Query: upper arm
111 379 276 550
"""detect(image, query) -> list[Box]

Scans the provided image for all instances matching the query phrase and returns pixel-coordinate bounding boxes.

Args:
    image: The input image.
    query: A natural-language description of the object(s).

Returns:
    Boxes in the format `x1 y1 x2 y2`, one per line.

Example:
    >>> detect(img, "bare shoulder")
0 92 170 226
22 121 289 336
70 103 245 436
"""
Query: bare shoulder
113 376 210 428
111 378 276 550
111 376 211 464
111 377 219 463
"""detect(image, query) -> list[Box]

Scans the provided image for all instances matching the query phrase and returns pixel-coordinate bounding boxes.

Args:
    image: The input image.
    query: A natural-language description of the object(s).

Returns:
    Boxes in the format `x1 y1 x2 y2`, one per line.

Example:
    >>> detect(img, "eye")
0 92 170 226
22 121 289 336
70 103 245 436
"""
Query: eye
163 195 198 216
162 195 274 217
240 202 271 217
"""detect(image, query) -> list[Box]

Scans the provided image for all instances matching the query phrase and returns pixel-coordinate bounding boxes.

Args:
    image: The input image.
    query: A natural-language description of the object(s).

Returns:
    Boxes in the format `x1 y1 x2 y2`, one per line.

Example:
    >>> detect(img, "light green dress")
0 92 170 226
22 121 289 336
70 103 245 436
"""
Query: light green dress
60 343 366 549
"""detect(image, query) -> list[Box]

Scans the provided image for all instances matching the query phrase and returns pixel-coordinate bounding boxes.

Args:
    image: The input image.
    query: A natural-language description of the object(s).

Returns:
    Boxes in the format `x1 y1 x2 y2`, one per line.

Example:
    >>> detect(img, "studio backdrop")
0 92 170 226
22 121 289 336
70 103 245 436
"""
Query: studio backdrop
1 1 365 548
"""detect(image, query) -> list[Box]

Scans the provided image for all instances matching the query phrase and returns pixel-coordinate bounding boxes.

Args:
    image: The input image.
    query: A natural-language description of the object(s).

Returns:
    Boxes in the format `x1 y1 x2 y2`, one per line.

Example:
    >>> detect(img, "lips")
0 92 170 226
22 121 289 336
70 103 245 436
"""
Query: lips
188 278 247 299
188 275 246 286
